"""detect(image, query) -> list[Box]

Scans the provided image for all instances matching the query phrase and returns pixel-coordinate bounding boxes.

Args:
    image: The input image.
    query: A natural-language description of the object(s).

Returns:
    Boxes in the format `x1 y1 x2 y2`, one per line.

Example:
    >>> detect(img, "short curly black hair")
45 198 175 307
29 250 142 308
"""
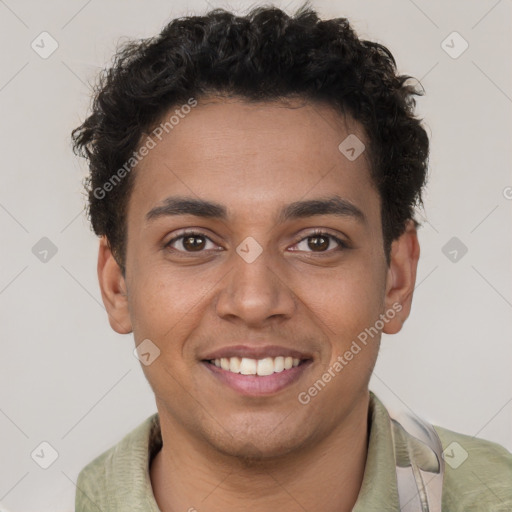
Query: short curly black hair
72 3 429 270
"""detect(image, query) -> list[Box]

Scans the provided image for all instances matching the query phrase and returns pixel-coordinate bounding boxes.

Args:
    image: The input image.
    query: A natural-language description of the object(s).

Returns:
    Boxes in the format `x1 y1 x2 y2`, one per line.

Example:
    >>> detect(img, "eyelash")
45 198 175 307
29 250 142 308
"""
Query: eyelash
165 229 348 255
293 229 349 253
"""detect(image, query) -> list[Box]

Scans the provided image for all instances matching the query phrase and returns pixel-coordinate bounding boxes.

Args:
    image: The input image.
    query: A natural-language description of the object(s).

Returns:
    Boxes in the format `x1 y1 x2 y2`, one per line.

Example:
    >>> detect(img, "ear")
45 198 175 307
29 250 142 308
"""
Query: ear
97 236 132 334
382 220 420 335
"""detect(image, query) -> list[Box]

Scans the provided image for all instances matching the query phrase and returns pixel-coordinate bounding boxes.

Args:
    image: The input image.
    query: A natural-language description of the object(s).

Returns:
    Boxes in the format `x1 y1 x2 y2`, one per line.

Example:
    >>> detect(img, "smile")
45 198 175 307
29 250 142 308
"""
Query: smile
203 356 312 396
208 356 302 376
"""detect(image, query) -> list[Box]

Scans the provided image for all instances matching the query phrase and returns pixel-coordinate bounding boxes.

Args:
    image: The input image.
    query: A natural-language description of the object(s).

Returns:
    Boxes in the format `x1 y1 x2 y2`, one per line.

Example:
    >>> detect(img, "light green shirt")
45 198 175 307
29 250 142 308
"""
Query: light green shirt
75 392 512 511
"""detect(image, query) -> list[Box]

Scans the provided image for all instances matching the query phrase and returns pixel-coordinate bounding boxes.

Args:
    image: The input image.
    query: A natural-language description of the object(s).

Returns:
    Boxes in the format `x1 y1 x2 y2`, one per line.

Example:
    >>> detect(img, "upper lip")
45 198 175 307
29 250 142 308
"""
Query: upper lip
201 345 312 361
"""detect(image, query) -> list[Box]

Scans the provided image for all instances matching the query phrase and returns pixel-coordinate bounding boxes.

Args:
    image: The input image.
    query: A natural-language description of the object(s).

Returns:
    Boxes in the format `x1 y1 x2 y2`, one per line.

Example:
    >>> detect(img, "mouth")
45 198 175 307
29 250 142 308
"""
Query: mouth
206 355 304 375
201 353 313 396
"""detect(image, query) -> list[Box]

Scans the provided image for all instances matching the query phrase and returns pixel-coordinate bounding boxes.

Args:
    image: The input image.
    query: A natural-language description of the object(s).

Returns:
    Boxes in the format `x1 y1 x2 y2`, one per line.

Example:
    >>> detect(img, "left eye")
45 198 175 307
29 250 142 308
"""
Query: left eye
293 232 346 253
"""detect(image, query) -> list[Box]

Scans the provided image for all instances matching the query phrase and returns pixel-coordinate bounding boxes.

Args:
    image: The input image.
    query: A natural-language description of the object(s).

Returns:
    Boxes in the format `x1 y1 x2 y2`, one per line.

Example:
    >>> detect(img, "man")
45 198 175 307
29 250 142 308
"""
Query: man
72 4 512 511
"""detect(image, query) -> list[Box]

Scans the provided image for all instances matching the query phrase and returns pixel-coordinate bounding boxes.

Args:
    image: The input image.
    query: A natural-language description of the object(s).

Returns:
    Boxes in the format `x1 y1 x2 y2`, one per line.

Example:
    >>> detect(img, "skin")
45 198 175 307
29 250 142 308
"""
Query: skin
97 97 420 512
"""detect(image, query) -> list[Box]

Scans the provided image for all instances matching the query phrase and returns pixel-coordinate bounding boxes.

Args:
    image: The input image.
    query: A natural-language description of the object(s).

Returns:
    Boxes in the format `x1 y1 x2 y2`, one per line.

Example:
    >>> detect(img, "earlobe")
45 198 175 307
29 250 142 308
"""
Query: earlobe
97 236 133 334
382 220 420 335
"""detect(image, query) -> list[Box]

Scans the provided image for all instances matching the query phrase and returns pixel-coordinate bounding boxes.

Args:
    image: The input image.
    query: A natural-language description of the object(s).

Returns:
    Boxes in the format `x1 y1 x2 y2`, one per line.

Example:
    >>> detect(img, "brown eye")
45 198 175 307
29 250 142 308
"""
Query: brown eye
166 232 217 253
292 231 347 253
183 235 206 251
307 235 330 251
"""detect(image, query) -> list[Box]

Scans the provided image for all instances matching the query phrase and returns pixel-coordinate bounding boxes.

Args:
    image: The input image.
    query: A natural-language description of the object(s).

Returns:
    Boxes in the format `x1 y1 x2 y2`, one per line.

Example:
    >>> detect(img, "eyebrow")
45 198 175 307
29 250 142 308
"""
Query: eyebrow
145 195 366 224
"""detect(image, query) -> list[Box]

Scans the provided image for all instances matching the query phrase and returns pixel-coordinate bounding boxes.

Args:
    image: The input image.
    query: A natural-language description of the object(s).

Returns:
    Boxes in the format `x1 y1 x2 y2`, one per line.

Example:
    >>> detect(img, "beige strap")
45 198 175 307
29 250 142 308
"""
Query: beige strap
389 409 445 511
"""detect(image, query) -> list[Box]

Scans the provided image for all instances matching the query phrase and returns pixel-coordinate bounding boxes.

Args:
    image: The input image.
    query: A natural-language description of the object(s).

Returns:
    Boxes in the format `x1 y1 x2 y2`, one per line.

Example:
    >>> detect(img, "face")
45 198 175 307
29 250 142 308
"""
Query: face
98 97 419 459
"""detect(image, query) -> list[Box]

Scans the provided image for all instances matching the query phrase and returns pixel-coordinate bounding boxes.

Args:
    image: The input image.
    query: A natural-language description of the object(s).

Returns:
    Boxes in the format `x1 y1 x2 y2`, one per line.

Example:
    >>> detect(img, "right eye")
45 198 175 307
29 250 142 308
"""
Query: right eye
165 231 220 253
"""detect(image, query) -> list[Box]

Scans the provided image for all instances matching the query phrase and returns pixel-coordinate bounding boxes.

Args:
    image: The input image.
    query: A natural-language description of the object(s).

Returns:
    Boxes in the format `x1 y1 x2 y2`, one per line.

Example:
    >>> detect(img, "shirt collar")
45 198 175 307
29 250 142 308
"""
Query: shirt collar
352 391 400 511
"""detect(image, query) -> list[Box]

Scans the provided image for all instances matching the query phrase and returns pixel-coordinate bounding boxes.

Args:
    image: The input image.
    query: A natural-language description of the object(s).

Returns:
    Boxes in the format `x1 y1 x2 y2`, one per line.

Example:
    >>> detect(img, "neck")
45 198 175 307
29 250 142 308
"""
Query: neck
151 395 370 512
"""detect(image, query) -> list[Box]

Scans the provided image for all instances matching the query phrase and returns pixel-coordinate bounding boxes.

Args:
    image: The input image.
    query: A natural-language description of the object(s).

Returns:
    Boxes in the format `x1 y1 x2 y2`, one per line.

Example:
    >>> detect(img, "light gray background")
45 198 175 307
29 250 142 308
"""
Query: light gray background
0 0 511 510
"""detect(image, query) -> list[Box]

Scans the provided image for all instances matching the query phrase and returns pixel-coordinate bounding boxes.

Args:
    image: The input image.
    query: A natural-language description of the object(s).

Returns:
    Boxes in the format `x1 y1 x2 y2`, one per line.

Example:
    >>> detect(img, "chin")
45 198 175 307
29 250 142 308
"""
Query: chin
217 439 298 462
203 420 313 462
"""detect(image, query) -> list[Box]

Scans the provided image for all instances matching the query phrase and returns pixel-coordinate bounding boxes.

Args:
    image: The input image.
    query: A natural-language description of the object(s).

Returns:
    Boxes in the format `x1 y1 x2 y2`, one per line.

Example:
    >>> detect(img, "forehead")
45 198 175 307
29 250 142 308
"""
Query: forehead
128 97 380 226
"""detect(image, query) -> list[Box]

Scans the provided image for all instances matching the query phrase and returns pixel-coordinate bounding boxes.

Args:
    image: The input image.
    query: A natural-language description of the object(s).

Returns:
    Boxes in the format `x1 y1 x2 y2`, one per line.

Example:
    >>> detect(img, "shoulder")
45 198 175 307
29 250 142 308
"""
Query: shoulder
75 413 160 511
433 425 512 511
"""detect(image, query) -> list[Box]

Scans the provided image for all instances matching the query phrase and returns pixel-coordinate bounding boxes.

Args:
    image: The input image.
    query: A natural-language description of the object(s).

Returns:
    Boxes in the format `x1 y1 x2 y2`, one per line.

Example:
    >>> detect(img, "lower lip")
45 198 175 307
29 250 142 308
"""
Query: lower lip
203 361 312 396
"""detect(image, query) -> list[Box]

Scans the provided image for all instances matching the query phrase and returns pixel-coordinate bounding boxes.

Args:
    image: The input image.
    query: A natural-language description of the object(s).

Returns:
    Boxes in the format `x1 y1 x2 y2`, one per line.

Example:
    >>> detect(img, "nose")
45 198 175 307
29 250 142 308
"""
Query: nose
215 245 297 327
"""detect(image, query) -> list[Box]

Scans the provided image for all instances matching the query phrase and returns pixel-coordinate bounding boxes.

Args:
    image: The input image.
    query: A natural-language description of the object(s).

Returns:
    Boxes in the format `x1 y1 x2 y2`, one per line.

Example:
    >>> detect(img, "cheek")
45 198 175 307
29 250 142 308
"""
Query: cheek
127 267 209 397
301 261 385 376
305 265 385 333
128 266 183 337
127 262 221 351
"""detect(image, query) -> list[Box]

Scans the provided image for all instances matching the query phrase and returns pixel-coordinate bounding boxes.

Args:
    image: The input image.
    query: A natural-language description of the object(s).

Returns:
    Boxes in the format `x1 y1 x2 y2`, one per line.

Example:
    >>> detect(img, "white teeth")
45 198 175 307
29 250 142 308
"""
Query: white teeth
257 357 275 376
274 356 284 372
210 355 304 375
229 356 241 373
240 357 257 375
